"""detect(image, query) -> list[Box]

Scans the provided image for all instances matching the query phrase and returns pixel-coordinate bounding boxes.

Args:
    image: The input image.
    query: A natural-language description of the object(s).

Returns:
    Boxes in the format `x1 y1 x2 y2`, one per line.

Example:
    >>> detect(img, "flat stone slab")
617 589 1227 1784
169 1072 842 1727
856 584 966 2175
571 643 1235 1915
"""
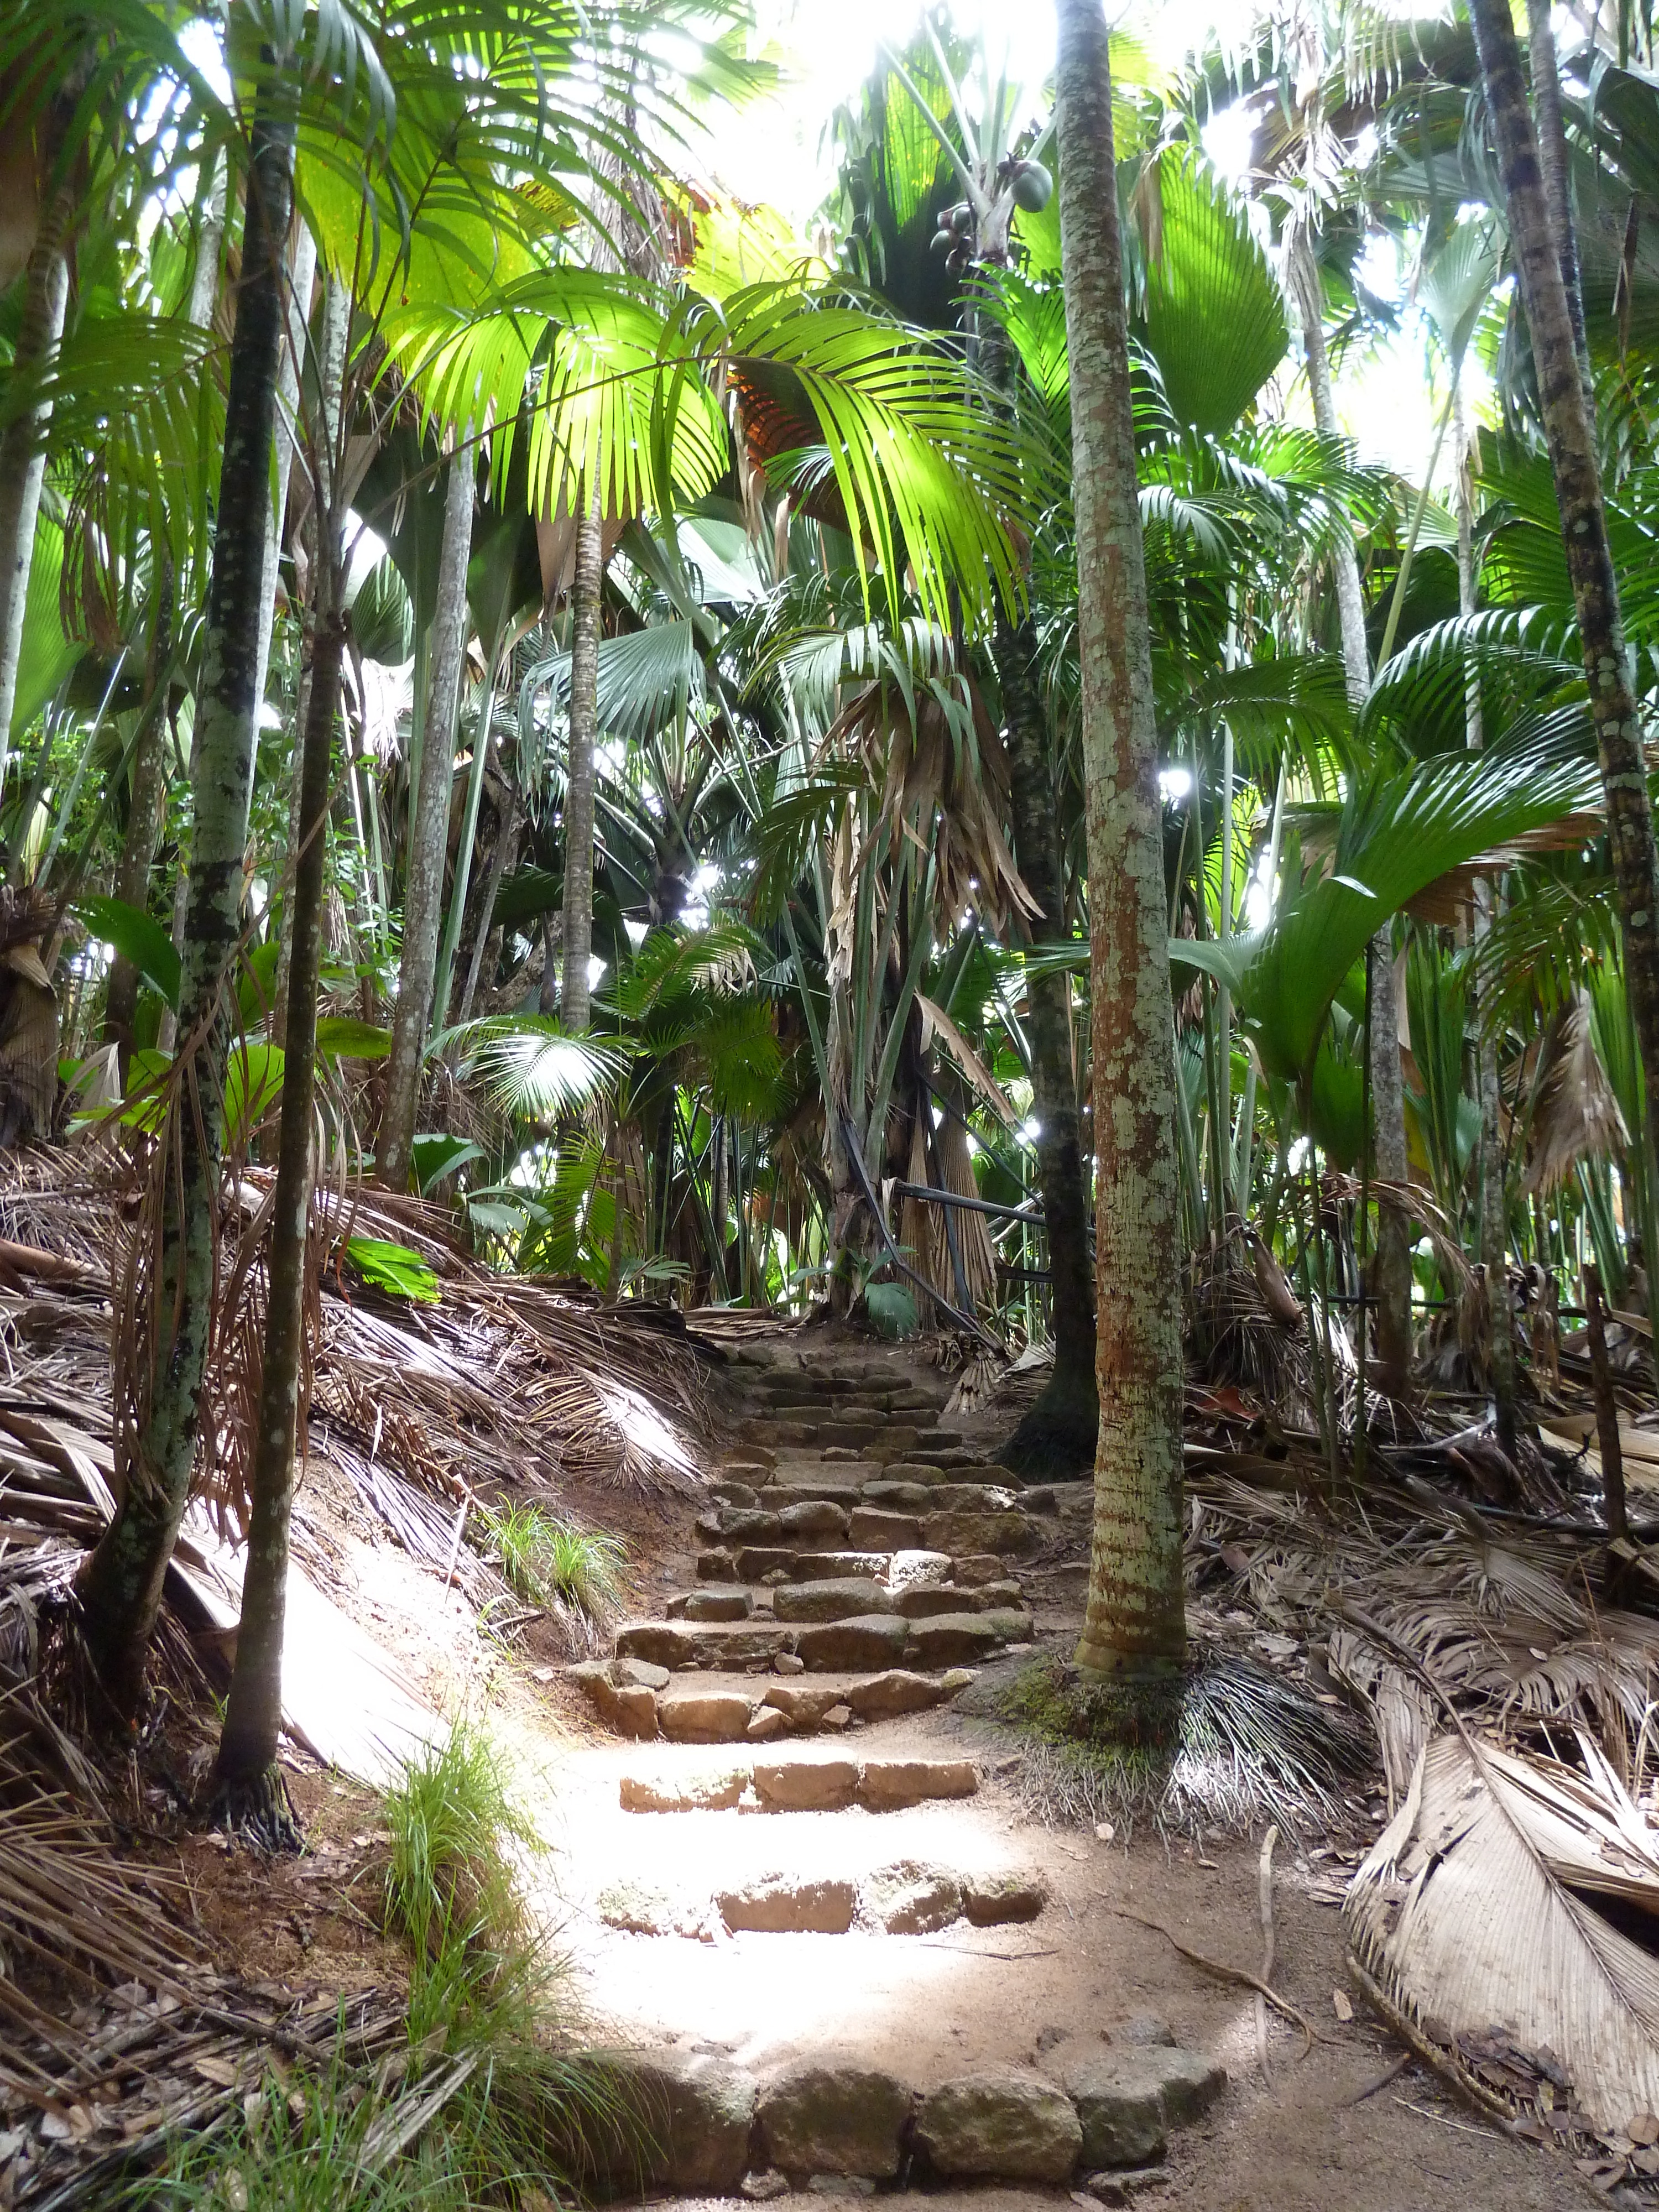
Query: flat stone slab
916 2072 1082 2183
759 1480 864 1510
848 1506 925 1550
658 1690 757 1743
1061 2048 1225 2169
886 1548 954 1587
735 1547 799 1581
582 2048 755 2193
860 1480 931 1510
773 1578 898 1624
674 1588 754 1622
718 1875 858 1933
857 1757 977 1810
750 1756 860 1811
790 1551 891 1580
860 1859 962 1934
905 1611 1021 1667
922 1509 1044 1559
620 1767 750 1812
963 1868 1048 1924
757 2063 912 2178
780 1499 851 1541
702 1506 785 1542
616 1621 793 1671
794 1614 911 1672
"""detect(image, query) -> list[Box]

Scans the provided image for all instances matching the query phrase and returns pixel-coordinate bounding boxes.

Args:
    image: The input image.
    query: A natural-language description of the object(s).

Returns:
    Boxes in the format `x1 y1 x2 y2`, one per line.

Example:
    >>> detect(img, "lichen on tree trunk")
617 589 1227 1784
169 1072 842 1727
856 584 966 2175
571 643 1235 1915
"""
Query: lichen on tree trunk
561 491 603 1032
1055 0 1186 1688
79 76 299 1715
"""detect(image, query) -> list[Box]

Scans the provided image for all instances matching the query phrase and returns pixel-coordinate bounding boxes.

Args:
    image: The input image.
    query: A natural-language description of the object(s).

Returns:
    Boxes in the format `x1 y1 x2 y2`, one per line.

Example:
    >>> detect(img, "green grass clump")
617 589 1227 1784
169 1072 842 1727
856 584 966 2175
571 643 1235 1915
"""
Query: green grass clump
482 1503 625 1623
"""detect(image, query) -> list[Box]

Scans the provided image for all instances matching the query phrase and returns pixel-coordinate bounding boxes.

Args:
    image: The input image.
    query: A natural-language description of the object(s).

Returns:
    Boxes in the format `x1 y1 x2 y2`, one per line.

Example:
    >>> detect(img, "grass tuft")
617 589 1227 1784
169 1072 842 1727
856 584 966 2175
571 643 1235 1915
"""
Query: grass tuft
1003 1650 1374 1841
481 1503 626 1625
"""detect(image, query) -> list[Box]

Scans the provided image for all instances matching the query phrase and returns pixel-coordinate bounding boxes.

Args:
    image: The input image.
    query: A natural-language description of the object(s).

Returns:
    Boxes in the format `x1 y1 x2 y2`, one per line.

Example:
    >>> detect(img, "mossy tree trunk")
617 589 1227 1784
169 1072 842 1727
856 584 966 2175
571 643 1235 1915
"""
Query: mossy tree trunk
103 558 175 1078
560 491 603 1031
1470 0 1659 1207
1055 0 1186 1688
80 79 299 1714
377 447 474 1188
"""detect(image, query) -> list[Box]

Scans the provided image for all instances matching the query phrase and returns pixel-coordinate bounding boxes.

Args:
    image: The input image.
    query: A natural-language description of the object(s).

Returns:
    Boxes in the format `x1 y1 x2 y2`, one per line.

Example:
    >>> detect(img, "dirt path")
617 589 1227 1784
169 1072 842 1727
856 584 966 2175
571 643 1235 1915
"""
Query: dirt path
503 1331 1591 2210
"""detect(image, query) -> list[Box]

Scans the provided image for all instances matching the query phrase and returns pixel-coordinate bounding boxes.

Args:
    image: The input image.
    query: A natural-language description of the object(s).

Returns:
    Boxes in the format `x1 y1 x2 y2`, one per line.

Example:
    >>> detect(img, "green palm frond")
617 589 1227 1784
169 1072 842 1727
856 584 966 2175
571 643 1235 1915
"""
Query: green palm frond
441 1016 630 1119
520 621 705 758
1136 150 1287 436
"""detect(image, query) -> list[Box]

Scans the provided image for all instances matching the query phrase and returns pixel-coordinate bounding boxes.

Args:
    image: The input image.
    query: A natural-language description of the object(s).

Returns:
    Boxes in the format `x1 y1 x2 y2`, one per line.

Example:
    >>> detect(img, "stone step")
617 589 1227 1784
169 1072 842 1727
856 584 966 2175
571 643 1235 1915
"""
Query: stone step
618 1749 978 1813
770 1577 1022 1625
570 1662 975 1742
579 2042 1228 2197
609 1604 1032 1679
598 1852 1045 1938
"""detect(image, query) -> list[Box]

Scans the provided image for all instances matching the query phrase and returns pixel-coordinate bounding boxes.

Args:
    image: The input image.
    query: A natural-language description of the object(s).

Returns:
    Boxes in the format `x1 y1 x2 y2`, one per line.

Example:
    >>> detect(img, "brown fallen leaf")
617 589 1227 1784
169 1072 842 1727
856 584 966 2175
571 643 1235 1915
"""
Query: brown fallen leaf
192 2057 239 2089
1333 1989 1354 2023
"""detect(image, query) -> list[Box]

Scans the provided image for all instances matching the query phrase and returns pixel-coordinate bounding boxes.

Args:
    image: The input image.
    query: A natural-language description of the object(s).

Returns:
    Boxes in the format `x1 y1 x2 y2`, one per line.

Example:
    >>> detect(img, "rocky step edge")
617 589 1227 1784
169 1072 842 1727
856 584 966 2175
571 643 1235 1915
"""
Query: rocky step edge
598 1849 1046 1940
693 1487 1073 1563
567 1659 983 1741
609 1605 1035 1683
669 1574 1024 1625
571 2041 1227 2200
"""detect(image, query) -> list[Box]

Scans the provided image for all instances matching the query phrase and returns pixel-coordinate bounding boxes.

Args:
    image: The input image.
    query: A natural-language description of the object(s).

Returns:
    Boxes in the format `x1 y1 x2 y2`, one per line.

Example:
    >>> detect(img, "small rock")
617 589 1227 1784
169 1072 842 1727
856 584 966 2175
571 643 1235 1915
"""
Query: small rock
711 1481 760 1507
860 1480 931 1510
746 1707 790 1741
620 1768 749 1813
844 1670 949 1719
718 1876 858 1933
857 1759 978 1811
885 1548 953 1587
763 1568 792 1586
904 1613 1010 1668
1119 2016 1177 2048
1082 2169 1171 2205
848 1506 925 1550
698 1549 738 1582
774 1652 807 1674
659 1691 756 1744
752 1757 860 1811
742 2170 792 2200
761 1684 849 1730
861 1859 963 1934
615 1656 671 1691
941 1667 976 1691
597 1880 696 1936
719 1507 787 1541
758 2062 912 2176
951 1553 1010 1587
820 1703 852 1730
916 2072 1082 2183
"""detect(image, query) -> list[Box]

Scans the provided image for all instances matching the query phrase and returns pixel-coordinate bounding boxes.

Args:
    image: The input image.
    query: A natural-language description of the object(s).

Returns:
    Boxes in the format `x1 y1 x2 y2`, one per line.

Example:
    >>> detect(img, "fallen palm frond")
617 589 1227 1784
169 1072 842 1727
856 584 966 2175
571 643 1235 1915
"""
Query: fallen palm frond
1345 1730 1659 2168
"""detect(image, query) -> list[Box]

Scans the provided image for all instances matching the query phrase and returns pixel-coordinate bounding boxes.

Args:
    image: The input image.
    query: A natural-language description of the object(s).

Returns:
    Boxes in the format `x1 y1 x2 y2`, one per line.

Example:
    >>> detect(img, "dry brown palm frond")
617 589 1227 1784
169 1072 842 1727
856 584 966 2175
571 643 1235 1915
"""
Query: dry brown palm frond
1345 1731 1659 2144
1524 991 1627 1197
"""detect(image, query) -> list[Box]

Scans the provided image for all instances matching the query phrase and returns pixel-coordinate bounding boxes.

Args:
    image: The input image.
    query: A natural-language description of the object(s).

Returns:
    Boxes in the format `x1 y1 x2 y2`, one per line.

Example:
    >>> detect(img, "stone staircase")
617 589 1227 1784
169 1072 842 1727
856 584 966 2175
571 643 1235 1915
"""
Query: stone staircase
570 1337 1068 1747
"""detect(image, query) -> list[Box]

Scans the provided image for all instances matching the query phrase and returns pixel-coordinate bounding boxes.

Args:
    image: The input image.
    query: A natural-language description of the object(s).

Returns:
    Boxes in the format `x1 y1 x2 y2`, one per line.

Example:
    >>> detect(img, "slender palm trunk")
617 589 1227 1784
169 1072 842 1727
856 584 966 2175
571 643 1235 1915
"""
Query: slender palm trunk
1291 231 1413 1396
80 81 298 1713
1469 0 1659 1209
1526 0 1592 397
1056 0 1186 1688
375 449 474 1187
1457 404 1519 1452
211 565 343 1824
998 613 1098 1470
561 492 603 1031
103 560 175 1074
456 768 520 1024
0 178 72 782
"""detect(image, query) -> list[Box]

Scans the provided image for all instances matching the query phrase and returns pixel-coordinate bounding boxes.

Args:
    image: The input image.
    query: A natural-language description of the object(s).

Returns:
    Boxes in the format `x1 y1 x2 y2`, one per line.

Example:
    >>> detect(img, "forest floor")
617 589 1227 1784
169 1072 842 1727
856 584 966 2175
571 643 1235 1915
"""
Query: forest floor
174 1324 1594 2212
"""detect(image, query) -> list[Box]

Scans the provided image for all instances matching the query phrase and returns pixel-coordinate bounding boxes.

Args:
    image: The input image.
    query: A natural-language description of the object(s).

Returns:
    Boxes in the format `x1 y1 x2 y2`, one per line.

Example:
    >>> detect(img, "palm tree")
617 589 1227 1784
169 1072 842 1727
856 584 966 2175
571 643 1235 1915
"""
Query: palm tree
1054 0 1186 1694
1468 0 1659 1204
80 40 304 1713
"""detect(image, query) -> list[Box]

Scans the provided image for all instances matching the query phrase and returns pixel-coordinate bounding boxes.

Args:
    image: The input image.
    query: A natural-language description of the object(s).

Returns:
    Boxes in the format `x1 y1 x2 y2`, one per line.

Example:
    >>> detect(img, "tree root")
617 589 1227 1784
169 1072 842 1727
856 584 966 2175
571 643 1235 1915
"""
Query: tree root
204 1761 304 1853
1110 1904 1316 2056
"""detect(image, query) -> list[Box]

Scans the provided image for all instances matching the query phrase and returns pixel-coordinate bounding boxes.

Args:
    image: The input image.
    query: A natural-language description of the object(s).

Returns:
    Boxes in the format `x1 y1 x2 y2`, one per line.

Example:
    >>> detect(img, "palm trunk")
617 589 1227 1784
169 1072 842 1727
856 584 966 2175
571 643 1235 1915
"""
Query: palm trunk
103 559 175 1074
268 226 324 1050
1526 0 1592 398
1291 230 1413 1396
0 178 72 784
210 565 343 1828
1458 400 1519 1452
375 448 474 1187
456 767 520 1024
1470 0 1659 1219
560 492 603 1031
1056 0 1186 1689
80 79 298 1713
998 611 1098 1471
